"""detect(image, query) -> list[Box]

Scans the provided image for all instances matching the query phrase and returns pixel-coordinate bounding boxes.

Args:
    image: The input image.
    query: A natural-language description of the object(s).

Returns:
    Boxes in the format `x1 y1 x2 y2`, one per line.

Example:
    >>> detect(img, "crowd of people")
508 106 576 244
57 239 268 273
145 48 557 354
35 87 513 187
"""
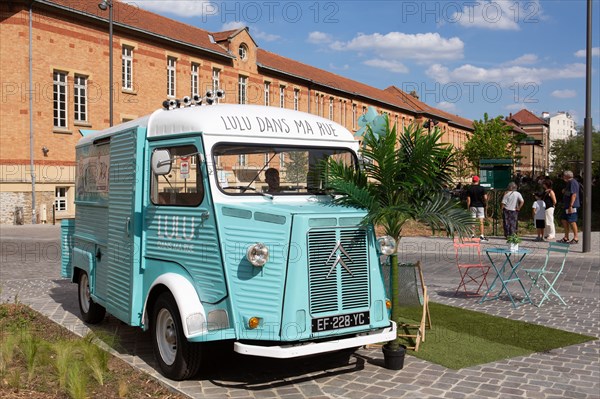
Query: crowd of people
460 170 582 244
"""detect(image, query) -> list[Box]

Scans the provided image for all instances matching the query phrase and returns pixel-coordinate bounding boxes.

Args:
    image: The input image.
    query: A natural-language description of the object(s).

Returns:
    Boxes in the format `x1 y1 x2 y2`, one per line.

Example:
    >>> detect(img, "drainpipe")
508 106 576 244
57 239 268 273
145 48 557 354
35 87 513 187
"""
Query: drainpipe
29 1 36 224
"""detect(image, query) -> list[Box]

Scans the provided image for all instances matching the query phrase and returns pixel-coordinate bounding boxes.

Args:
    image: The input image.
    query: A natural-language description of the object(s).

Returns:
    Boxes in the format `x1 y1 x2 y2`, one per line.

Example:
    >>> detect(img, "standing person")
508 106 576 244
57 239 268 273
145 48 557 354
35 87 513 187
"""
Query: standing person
532 192 546 241
558 170 580 244
542 179 557 239
501 182 524 237
466 175 488 241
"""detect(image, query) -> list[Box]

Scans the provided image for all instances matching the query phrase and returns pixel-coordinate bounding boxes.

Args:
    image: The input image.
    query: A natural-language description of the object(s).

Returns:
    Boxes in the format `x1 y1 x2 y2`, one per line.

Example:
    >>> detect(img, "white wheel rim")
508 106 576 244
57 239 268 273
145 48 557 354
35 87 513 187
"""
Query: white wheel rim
156 308 177 366
79 273 90 313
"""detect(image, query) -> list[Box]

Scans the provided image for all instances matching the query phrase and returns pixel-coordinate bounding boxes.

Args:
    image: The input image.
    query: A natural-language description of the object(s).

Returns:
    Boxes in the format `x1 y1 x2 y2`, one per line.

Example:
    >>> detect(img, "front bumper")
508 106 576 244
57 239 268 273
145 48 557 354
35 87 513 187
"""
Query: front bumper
233 321 397 358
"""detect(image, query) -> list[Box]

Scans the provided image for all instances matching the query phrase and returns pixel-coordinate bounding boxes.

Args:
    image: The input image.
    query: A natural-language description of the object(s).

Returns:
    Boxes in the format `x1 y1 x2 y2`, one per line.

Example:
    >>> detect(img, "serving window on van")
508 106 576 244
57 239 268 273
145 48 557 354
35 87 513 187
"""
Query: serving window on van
151 145 204 206
212 144 356 195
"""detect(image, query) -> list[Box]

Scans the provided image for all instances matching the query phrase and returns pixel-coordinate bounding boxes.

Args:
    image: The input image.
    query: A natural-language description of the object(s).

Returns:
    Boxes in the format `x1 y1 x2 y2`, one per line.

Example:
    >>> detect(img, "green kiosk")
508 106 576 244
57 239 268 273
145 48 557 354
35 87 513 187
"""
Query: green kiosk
479 159 513 235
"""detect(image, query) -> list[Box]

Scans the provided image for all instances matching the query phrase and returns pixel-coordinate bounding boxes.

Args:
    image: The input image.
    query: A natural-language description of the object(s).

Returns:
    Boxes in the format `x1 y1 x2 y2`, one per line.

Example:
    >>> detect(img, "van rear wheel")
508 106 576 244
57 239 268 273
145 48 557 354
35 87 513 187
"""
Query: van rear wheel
77 271 106 324
151 292 202 380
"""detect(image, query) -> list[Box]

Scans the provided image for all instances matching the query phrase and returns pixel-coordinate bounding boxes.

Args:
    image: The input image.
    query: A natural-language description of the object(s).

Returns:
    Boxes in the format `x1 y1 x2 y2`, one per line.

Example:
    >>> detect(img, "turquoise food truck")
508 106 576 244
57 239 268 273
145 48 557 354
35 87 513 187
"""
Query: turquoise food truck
62 99 397 380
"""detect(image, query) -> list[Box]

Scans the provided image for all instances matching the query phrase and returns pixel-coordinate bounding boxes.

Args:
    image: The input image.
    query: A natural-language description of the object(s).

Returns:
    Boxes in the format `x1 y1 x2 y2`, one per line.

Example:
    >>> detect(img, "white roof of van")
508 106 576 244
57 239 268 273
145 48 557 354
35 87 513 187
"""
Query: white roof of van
78 104 356 146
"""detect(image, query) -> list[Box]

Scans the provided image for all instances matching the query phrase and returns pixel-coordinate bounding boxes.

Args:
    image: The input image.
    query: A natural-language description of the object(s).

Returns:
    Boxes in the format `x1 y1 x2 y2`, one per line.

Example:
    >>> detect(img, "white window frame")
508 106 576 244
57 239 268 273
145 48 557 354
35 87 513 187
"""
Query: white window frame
212 68 220 103
238 75 247 104
191 63 200 97
352 104 357 130
264 82 270 106
279 85 285 108
122 45 133 90
329 97 334 121
238 154 247 167
73 75 87 123
167 57 177 98
53 71 68 129
55 187 68 212
315 93 320 116
294 89 299 111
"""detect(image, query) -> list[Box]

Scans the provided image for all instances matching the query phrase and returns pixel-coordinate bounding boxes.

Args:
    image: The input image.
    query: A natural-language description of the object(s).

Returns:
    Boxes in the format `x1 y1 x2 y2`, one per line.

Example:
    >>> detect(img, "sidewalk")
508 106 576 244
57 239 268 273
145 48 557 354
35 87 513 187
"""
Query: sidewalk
1 225 599 398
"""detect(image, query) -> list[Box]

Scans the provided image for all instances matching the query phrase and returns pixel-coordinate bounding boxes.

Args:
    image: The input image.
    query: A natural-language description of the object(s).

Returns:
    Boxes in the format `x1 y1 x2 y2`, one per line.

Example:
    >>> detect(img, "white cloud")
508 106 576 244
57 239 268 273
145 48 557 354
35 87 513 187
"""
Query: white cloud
221 21 246 31
135 0 215 17
426 63 585 86
307 31 333 44
574 47 600 57
436 101 458 113
451 0 543 31
503 53 538 66
252 29 280 42
551 89 577 99
331 32 464 62
363 59 409 74
329 63 350 71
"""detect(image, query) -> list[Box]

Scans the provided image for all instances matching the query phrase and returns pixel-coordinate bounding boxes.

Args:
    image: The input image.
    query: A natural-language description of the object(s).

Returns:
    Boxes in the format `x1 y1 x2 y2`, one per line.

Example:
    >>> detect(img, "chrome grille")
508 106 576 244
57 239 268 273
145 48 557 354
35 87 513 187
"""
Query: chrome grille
308 228 370 315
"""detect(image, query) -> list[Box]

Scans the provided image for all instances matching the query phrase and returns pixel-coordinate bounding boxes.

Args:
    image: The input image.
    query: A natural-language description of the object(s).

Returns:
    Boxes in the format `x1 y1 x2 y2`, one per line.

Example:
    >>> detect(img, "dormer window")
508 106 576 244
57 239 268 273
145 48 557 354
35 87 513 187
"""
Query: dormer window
238 43 248 60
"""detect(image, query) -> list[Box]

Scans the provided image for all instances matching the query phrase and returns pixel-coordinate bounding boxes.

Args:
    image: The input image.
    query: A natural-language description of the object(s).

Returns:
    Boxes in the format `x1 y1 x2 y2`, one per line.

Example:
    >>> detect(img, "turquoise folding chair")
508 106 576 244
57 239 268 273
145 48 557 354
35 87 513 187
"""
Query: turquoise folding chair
522 242 569 306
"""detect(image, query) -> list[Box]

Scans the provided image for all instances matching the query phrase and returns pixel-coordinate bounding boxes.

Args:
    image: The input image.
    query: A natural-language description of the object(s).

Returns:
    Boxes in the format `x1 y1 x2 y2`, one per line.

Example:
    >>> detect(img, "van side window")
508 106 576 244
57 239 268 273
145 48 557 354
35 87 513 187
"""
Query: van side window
151 145 204 206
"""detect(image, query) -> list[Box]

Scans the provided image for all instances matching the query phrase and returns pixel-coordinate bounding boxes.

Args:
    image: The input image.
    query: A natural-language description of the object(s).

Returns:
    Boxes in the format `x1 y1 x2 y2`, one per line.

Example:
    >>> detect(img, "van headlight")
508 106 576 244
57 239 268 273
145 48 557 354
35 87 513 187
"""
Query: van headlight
378 236 396 255
246 243 269 267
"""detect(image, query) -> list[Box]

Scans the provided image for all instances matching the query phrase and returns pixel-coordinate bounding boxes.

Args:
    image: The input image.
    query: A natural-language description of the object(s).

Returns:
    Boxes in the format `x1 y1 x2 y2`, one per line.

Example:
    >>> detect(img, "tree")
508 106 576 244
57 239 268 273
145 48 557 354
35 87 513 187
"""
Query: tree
325 108 474 351
550 128 600 178
462 113 522 169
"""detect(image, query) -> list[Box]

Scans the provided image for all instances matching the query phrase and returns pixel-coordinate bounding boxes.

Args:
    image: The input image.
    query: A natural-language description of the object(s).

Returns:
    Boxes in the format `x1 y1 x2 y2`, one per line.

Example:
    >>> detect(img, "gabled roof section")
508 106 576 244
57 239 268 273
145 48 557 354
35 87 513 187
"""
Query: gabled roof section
41 0 232 58
211 27 258 48
257 49 416 114
508 109 548 126
504 120 528 134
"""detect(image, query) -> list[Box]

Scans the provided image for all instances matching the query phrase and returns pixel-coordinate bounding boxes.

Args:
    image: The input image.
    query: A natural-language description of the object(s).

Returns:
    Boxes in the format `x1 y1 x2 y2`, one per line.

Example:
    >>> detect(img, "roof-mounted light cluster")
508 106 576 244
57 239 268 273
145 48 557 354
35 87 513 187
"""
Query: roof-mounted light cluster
162 89 225 110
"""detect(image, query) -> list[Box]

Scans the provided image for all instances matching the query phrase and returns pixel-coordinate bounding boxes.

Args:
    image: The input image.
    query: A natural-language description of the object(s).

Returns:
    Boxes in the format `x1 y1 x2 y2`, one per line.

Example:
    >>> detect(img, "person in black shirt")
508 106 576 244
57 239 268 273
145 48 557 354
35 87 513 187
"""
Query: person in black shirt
466 175 488 241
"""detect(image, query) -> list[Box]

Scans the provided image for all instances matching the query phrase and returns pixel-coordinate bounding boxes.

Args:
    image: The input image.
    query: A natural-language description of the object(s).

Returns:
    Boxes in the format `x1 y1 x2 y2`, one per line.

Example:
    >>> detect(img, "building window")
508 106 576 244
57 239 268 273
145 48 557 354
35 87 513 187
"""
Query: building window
328 98 334 120
279 85 285 108
238 43 248 60
212 68 220 102
340 100 344 124
122 46 133 90
294 89 299 111
167 56 176 98
55 187 68 212
53 71 67 129
238 154 247 167
264 82 270 106
362 106 367 115
73 75 87 123
315 93 320 116
238 75 247 104
191 63 200 96
352 104 357 129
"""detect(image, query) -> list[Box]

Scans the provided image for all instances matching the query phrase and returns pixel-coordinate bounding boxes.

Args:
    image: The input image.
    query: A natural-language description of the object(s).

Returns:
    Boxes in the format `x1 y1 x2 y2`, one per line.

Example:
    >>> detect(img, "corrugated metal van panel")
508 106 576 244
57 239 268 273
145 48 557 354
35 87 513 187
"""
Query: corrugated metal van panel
106 130 137 322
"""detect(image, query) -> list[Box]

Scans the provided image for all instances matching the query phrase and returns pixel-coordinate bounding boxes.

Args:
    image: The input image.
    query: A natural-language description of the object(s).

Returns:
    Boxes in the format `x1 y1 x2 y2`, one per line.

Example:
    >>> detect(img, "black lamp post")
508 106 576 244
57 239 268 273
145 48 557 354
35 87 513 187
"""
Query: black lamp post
98 0 113 127
423 118 438 133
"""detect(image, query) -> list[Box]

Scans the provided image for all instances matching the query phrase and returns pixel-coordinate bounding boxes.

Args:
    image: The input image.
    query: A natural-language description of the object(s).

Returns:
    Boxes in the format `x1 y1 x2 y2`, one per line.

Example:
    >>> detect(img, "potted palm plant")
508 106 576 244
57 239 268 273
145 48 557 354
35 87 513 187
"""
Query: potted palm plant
325 108 474 369
506 233 522 252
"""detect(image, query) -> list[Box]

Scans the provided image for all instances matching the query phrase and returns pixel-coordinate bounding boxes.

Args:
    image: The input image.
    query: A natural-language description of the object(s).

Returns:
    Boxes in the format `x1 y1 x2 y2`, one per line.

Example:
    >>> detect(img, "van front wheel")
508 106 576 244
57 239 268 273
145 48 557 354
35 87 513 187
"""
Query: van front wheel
78 271 106 324
151 292 202 380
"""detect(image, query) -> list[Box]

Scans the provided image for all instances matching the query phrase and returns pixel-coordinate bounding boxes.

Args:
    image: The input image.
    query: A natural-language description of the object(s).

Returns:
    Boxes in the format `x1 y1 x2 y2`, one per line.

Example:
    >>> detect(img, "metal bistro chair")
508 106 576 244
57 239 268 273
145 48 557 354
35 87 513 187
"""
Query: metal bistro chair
382 259 431 351
523 242 570 306
453 237 490 296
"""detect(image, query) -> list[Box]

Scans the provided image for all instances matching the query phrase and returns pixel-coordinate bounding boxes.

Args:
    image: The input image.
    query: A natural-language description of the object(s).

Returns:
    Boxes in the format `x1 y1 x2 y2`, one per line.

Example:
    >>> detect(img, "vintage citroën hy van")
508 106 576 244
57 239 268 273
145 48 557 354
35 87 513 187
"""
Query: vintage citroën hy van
62 95 397 380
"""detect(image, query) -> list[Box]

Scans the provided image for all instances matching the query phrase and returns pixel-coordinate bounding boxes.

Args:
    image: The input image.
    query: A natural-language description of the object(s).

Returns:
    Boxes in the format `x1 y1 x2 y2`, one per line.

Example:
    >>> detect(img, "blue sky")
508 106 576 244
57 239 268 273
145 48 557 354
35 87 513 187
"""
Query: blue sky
134 0 599 127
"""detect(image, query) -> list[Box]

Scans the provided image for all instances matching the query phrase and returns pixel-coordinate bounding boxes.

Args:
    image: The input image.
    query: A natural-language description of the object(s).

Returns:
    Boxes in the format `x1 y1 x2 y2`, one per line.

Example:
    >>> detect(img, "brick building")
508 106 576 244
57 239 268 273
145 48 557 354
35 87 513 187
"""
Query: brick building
1 0 473 225
506 109 550 178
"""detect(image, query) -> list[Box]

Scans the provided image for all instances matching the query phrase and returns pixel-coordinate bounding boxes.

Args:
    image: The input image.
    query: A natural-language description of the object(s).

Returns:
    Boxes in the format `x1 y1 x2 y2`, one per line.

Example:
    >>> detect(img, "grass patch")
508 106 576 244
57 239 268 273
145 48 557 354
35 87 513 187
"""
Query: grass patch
397 302 596 369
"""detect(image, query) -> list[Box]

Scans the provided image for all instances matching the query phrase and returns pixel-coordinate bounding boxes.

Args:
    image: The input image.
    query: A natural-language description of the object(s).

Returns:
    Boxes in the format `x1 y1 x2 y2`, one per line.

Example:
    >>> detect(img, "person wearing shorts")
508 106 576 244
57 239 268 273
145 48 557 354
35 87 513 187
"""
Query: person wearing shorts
559 170 580 244
466 175 488 241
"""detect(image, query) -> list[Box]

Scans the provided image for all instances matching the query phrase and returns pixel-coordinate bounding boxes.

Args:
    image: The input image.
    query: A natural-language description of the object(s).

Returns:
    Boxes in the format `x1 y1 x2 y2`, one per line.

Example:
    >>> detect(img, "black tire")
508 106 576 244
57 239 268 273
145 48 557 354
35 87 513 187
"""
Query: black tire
151 292 202 380
77 271 106 324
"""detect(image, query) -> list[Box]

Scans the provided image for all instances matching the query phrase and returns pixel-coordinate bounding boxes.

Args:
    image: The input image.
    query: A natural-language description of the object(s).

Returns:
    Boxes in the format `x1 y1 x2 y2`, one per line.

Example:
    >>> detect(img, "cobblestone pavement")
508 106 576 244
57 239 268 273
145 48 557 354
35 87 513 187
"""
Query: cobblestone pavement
1 225 599 398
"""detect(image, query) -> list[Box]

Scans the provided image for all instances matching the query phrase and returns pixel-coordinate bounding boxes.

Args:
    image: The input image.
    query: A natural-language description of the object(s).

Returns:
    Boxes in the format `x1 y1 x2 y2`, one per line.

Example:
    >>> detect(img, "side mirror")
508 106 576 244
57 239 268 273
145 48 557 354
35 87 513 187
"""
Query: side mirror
151 149 172 175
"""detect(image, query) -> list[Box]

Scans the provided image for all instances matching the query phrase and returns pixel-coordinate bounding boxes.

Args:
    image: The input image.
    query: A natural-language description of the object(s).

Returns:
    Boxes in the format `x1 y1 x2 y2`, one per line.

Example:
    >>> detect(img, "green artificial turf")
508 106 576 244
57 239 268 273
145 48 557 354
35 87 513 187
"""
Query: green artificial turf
396 302 596 369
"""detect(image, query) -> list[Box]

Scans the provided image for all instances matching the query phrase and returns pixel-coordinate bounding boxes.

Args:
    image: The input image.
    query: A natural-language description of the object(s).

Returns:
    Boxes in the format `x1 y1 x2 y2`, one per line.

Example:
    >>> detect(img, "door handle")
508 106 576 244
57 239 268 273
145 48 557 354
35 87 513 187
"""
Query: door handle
125 217 131 237
199 211 209 227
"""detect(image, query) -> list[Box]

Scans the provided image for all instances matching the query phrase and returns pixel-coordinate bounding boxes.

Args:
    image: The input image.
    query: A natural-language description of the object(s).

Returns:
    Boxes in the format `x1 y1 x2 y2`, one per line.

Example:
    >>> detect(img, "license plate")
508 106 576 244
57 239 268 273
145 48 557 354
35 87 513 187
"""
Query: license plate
312 311 370 332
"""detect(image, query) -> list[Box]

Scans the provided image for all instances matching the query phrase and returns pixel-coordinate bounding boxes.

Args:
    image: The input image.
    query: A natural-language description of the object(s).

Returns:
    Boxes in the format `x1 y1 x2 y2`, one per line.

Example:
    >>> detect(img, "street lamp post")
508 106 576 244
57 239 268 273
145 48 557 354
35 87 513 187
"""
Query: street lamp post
98 0 113 127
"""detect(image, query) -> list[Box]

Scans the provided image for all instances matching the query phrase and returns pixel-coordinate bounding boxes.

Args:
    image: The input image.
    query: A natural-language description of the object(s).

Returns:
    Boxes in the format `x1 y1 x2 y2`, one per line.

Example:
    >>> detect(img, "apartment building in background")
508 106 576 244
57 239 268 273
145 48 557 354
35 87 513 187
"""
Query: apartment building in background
1 0 474 224
506 109 550 178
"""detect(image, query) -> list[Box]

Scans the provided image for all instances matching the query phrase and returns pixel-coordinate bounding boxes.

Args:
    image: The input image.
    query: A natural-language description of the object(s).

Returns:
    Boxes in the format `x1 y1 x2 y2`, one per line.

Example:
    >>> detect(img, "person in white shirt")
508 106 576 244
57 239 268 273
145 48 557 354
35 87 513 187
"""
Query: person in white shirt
532 192 546 241
501 182 524 237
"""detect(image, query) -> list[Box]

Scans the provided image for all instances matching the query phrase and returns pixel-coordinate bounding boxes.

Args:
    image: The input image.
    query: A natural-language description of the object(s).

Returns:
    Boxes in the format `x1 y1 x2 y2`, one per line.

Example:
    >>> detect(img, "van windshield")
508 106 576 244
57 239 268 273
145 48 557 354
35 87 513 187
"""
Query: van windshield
212 144 357 195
